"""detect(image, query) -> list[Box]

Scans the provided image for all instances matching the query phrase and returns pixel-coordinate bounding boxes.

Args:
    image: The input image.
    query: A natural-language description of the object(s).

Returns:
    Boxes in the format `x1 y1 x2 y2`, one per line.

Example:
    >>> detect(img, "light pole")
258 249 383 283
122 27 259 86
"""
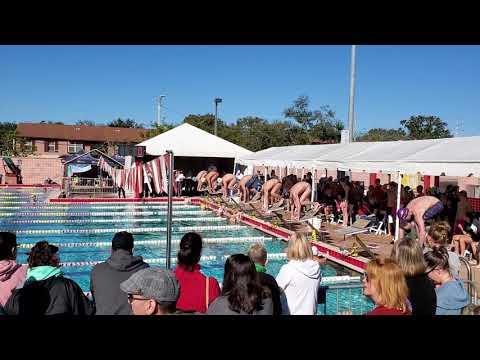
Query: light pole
157 95 166 127
347 45 357 143
214 97 222 136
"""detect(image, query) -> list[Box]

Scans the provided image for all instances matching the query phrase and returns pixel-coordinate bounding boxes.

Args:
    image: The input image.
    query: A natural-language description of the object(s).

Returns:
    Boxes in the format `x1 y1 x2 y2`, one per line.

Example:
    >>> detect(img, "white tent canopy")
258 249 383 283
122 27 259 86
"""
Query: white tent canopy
237 136 480 177
137 123 252 158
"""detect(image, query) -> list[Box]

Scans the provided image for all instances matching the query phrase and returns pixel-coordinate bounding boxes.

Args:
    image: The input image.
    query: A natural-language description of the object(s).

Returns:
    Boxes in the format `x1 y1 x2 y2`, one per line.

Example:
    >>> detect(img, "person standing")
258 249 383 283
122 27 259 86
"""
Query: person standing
207 254 273 315
121 267 183 315
0 232 27 307
276 235 321 315
248 243 282 315
90 232 149 315
362 258 411 315
174 233 220 313
5 241 94 315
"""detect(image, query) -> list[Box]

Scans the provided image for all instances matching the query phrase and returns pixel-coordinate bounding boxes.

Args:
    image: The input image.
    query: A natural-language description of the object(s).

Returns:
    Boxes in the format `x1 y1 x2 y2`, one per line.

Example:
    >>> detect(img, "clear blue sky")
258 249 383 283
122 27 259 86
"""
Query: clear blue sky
1 45 479 136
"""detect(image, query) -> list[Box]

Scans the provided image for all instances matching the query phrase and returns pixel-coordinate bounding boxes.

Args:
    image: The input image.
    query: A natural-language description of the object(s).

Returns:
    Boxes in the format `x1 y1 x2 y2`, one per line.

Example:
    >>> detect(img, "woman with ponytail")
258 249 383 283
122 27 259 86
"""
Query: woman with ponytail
174 232 220 313
424 247 468 315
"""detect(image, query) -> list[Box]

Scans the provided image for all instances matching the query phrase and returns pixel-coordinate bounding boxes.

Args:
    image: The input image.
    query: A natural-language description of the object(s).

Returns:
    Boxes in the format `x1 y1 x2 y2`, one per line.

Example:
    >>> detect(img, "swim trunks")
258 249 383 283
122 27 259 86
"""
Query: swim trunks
423 201 444 220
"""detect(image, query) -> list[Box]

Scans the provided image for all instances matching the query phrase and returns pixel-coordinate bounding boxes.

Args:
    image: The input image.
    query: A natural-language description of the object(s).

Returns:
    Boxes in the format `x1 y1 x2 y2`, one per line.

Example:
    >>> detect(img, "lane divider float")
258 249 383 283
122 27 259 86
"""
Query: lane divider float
15 224 247 235
17 236 275 248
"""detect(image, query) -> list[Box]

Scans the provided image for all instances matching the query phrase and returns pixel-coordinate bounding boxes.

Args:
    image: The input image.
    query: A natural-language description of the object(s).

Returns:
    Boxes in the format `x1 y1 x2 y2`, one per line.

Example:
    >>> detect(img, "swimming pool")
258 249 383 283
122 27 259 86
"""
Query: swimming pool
0 189 374 315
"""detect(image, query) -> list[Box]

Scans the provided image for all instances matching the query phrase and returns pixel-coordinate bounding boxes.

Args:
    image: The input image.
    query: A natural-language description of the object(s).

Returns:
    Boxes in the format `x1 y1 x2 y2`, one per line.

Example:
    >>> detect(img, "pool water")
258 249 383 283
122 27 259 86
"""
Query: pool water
0 190 374 315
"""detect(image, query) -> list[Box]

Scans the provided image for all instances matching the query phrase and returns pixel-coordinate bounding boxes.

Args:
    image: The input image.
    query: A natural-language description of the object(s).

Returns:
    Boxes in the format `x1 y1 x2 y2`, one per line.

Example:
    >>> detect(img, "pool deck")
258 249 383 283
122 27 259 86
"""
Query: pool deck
198 197 397 273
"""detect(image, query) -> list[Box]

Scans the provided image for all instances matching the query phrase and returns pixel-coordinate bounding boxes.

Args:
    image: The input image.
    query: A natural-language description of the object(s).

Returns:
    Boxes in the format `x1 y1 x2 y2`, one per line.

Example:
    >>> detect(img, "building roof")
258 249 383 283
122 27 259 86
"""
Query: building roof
137 123 253 158
17 123 147 143
237 136 480 177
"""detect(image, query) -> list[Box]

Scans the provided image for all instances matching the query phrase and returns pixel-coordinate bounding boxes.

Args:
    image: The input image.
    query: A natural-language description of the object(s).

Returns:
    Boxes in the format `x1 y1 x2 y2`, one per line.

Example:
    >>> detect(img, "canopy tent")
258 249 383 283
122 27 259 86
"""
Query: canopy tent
237 136 480 177
136 123 252 158
60 150 99 165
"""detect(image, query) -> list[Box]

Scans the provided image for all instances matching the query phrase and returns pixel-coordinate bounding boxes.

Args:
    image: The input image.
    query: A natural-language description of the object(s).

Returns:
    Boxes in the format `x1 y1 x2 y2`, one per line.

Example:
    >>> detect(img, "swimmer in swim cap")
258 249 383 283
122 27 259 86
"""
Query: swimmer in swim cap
397 196 444 245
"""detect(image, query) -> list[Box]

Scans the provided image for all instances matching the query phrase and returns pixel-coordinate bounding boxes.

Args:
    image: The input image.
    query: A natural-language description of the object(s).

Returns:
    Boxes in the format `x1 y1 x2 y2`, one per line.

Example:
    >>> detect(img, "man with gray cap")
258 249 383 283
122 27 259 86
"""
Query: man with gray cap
120 267 182 315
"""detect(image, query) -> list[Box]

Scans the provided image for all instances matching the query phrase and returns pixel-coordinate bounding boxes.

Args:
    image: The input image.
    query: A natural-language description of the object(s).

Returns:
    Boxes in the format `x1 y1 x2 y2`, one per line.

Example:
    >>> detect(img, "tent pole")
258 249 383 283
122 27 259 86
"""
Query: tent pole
166 150 174 270
394 171 402 242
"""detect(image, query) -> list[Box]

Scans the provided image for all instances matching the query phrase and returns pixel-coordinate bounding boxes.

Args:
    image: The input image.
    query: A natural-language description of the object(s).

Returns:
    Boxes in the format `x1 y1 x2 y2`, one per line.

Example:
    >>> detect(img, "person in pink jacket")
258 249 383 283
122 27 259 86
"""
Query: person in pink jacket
0 232 27 307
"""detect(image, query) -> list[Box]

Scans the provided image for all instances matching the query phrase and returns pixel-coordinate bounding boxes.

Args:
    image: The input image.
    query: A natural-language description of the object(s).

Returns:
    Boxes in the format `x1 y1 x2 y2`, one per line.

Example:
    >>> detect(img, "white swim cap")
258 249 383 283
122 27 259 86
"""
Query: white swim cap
217 178 223 184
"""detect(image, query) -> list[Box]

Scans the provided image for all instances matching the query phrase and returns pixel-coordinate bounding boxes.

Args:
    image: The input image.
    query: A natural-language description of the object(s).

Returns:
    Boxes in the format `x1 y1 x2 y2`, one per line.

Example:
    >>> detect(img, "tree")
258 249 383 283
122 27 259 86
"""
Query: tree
183 114 220 134
0 122 36 156
400 115 452 140
357 128 407 142
108 118 144 128
283 95 343 143
0 122 17 156
75 120 96 126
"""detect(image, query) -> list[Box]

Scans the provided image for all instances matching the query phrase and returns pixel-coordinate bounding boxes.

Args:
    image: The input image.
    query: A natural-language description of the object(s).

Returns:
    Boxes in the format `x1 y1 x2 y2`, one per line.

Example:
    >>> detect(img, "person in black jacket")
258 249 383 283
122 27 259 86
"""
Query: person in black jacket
90 231 149 315
248 243 282 315
4 241 94 315
390 237 436 315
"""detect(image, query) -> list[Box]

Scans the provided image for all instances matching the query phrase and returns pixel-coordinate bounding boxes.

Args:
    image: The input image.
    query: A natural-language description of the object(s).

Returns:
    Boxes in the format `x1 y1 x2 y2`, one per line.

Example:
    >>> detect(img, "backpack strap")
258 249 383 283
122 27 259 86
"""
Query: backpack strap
205 276 210 310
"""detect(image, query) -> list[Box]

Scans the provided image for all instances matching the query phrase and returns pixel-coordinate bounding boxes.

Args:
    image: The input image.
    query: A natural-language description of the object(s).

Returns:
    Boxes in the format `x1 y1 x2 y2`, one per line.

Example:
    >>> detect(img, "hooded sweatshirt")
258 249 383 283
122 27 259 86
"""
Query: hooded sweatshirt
0 260 27 306
435 278 468 315
90 249 149 315
275 259 321 315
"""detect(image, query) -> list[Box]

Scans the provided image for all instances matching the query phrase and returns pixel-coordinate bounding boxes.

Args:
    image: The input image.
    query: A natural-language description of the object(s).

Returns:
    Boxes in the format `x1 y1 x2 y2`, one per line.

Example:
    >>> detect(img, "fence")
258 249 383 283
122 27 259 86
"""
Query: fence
63 177 116 197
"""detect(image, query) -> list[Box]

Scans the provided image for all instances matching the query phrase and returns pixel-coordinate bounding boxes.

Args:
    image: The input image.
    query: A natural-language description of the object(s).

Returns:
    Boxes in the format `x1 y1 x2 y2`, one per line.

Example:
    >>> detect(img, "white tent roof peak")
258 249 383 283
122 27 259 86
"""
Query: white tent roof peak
136 123 252 158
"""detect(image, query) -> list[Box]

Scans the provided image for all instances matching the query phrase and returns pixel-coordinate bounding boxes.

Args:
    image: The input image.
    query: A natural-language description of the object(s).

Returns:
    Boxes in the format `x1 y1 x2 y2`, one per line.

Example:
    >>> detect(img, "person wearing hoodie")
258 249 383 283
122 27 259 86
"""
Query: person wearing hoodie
424 247 468 315
0 232 27 307
275 235 322 315
4 241 94 315
90 231 149 315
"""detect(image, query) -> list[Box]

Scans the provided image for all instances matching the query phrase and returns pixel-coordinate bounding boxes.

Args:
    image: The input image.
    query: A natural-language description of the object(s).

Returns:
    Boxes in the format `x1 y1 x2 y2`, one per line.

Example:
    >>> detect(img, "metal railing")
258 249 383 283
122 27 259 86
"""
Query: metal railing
63 177 116 197
459 256 478 305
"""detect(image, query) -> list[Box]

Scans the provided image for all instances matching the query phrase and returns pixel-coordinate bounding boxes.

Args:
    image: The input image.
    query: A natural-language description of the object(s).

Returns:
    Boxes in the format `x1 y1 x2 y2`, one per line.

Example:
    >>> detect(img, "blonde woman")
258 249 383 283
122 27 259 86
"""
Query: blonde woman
362 258 411 315
275 235 321 315
391 238 436 315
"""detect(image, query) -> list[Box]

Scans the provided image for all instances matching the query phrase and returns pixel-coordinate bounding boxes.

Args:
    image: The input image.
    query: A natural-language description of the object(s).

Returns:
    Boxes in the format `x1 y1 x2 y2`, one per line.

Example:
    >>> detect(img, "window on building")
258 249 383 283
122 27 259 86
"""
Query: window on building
46 141 58 152
68 142 84 153
117 143 135 156
24 140 34 152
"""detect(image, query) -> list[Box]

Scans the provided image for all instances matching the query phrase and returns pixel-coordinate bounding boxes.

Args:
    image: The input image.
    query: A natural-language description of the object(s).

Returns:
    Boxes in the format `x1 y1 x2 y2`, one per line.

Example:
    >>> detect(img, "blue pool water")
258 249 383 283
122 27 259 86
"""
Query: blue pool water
0 190 374 315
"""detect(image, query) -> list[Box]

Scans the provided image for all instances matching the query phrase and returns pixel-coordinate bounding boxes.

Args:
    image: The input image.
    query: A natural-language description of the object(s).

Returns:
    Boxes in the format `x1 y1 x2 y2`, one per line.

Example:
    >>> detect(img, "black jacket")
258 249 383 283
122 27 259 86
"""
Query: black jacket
90 249 149 315
4 276 94 315
406 273 437 316
258 272 282 316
